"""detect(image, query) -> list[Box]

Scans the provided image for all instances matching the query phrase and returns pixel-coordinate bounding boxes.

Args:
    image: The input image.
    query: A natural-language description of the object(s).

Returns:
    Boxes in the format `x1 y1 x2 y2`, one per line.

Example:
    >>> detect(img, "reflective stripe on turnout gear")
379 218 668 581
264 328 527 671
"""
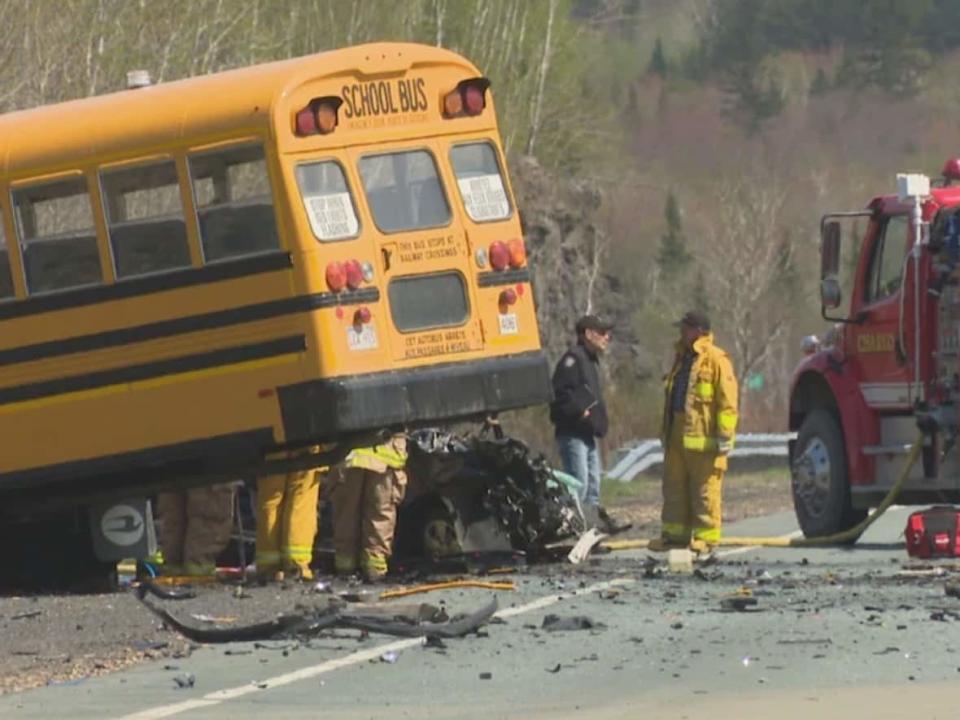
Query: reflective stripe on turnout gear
661 333 739 454
345 440 407 471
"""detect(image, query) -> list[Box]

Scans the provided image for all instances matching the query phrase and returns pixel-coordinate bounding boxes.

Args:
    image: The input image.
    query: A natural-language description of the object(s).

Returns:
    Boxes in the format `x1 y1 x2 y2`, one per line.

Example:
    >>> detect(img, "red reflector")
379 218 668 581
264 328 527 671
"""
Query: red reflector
516 283 524 296
295 107 316 135
326 261 346 292
489 241 509 271
344 259 363 290
257 388 275 399
354 306 372 325
464 85 485 115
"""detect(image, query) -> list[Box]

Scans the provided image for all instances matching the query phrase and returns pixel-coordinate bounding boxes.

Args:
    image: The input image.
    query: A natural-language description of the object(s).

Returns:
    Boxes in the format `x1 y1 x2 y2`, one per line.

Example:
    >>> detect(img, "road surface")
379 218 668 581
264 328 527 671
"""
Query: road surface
3 507 959 720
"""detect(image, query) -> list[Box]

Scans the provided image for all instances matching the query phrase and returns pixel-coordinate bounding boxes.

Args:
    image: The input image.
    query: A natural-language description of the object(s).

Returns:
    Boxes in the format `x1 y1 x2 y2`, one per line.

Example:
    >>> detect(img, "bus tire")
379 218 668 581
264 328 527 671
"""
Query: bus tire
791 409 866 541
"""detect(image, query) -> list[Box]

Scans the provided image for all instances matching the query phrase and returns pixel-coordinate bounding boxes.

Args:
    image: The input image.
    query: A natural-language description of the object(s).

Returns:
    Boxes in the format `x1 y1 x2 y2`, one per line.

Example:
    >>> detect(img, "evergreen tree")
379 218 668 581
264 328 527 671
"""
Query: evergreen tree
691 269 710 316
648 37 667 77
810 67 830 95
657 192 692 278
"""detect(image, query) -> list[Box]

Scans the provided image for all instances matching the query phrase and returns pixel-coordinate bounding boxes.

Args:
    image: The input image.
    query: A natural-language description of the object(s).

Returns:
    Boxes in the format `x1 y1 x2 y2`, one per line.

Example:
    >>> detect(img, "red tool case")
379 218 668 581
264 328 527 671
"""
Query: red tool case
905 506 960 558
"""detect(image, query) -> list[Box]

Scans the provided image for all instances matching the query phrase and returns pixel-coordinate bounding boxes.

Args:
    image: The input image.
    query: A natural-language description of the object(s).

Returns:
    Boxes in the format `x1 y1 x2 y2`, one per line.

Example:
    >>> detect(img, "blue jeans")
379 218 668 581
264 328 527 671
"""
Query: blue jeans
557 435 601 507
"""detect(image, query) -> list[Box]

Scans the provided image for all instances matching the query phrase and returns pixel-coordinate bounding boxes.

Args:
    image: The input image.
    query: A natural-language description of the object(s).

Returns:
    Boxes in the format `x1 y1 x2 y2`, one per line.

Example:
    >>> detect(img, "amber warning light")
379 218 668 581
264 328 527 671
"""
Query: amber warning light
443 78 491 118
295 96 343 136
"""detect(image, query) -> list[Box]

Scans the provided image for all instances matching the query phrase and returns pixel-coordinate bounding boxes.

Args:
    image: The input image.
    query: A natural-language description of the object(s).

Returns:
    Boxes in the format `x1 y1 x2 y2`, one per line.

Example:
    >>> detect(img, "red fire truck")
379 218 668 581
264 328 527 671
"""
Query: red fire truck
790 162 960 538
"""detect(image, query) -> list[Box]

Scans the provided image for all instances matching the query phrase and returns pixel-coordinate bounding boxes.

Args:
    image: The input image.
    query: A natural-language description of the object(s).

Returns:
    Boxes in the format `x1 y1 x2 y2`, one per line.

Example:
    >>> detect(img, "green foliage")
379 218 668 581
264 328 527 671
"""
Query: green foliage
648 37 667 77
691 269 710 317
810 67 831 95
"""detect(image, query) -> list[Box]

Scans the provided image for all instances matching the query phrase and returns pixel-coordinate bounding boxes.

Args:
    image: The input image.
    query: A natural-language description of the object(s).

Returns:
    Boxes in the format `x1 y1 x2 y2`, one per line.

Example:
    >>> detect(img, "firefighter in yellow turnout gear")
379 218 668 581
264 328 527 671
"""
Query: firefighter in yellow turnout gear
331 435 408 581
654 311 738 555
256 449 325 581
156 483 235 576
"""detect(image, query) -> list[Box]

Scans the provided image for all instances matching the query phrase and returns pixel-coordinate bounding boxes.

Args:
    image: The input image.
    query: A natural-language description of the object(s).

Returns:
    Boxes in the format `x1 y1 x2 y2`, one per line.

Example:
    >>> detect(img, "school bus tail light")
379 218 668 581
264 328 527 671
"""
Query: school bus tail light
488 240 510 271
354 307 372 325
326 261 347 292
499 288 517 308
295 96 342 136
507 238 526 268
344 259 364 290
443 78 491 118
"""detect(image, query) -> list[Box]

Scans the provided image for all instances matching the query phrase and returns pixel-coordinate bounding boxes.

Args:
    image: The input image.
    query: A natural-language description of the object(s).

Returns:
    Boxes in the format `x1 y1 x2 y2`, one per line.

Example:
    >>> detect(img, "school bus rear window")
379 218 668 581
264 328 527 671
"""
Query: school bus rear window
450 142 511 222
388 271 468 332
100 160 192 279
13 177 102 294
295 161 360 242
188 143 280 262
358 150 450 233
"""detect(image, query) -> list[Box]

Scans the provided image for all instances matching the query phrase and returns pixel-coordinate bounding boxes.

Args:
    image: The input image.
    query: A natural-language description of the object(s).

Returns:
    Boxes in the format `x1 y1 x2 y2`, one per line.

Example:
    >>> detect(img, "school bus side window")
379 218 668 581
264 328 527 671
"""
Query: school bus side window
0 211 13 300
358 150 450 233
450 142 512 222
188 143 279 262
295 161 360 242
100 160 192 279
13 177 102 294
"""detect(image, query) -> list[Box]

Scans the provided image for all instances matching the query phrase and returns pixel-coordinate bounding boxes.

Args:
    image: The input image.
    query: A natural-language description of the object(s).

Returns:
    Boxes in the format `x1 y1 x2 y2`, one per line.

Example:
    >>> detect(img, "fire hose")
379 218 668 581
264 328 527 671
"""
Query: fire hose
602 434 922 551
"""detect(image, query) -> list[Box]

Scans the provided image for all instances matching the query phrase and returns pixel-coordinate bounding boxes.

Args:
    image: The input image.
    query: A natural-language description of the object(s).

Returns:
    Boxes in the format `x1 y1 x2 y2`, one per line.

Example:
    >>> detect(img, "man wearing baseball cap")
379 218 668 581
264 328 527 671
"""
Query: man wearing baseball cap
650 310 738 556
550 313 627 532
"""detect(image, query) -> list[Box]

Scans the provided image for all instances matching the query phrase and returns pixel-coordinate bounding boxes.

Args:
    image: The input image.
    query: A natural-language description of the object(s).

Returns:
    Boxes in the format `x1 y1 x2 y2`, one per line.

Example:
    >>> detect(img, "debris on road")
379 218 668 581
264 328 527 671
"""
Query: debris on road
667 549 694 574
139 581 196 601
567 528 608 564
541 614 605 632
379 651 400 663
720 594 759 612
135 586 499 643
10 610 42 621
172 673 195 689
379 579 516 600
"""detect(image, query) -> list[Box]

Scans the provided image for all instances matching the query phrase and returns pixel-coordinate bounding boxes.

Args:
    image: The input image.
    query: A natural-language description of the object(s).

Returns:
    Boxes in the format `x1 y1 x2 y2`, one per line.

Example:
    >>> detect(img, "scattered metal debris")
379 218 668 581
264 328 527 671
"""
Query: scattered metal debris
172 673 195 689
541 614 605 632
10 610 42 621
720 596 759 612
134 584 498 643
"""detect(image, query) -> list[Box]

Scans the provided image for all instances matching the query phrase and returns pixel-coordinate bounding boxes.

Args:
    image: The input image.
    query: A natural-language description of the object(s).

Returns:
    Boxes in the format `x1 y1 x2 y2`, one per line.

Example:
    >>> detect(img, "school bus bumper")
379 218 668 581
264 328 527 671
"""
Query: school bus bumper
278 350 552 440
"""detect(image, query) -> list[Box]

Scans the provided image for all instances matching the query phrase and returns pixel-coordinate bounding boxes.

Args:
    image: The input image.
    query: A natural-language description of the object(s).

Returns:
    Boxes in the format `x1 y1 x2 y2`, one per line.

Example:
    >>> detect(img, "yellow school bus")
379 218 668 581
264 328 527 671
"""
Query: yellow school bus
0 43 549 582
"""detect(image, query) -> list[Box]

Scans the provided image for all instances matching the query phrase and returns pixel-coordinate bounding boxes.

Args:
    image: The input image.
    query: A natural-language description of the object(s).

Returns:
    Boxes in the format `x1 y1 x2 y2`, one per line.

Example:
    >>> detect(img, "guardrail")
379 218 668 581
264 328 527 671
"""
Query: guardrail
607 433 795 483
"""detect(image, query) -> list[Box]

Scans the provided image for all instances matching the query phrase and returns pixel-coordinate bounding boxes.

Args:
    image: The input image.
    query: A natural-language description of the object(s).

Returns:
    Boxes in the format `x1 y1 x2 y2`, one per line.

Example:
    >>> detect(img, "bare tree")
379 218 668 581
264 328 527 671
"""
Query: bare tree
703 172 796 419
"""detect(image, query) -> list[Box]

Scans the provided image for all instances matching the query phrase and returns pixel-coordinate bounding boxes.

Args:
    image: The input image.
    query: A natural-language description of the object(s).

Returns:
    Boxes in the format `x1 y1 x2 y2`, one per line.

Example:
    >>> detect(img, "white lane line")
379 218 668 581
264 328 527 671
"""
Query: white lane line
717 530 804 558
114 577 634 720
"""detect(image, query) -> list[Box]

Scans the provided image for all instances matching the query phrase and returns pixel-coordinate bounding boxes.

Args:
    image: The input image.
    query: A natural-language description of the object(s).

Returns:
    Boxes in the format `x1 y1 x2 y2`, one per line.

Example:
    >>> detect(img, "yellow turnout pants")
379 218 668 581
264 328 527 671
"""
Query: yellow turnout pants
331 466 407 578
156 483 235 575
256 469 321 578
661 413 725 546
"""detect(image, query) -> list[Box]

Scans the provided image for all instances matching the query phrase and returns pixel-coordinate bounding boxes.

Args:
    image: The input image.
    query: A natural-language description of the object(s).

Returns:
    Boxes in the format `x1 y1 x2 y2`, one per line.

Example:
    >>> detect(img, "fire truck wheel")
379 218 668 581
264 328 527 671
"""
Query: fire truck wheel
791 409 866 540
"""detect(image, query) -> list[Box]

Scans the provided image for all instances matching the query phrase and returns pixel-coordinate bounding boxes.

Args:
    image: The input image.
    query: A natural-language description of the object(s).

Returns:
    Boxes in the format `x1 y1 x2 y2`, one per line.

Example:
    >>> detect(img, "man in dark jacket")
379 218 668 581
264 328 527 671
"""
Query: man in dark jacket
550 314 615 525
